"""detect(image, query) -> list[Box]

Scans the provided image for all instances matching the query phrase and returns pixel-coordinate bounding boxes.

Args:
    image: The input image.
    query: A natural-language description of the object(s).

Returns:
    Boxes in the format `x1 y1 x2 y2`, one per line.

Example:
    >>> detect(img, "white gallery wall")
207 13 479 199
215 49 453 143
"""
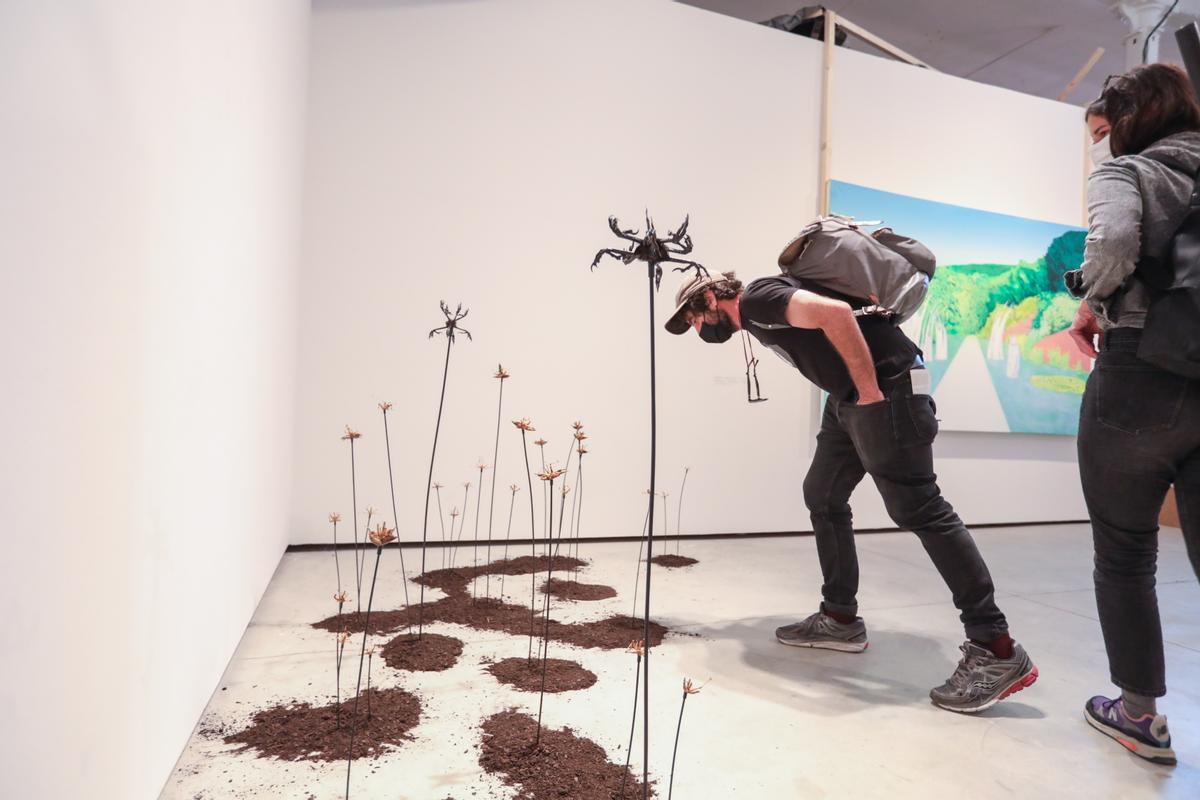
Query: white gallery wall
294 0 824 546
295 0 1088 547
0 2 309 798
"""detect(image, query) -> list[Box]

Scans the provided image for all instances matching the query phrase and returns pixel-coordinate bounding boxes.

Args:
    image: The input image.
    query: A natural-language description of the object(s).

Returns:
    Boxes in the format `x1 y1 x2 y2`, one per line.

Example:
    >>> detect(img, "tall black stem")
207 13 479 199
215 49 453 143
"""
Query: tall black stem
333 520 342 594
350 439 361 613
668 692 688 800
618 652 642 799
570 455 584 581
471 467 484 601
642 263 657 799
522 430 537 661
434 485 447 570
499 488 517 600
485 379 505 599
662 494 669 558
345 547 383 799
677 467 689 556
631 503 650 626
453 484 469 570
535 477 557 746
382 411 411 611
418 336 453 639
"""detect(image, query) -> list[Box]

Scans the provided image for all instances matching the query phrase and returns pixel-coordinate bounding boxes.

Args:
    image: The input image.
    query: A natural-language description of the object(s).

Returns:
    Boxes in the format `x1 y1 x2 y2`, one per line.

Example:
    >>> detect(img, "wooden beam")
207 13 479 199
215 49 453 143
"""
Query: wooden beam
836 16 936 70
819 9 837 216
1059 47 1105 102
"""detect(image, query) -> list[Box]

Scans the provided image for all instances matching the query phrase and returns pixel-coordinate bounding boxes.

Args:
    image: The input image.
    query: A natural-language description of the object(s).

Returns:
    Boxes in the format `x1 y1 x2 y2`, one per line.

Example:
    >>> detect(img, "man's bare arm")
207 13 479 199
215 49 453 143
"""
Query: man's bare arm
784 289 884 404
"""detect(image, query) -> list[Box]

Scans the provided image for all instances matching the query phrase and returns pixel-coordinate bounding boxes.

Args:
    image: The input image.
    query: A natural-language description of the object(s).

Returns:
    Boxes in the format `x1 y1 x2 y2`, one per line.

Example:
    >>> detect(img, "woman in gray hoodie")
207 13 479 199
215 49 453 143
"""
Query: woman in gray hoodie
1067 63 1200 766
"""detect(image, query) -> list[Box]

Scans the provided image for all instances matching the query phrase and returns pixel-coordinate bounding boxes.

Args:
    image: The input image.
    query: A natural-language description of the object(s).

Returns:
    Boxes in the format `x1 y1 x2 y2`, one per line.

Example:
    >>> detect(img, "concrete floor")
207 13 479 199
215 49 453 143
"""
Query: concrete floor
165 524 1200 799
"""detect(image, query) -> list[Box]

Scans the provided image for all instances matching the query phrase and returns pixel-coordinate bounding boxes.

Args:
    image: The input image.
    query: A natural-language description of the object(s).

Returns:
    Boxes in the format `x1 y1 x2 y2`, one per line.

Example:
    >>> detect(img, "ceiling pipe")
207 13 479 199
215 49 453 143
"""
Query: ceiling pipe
1110 0 1183 67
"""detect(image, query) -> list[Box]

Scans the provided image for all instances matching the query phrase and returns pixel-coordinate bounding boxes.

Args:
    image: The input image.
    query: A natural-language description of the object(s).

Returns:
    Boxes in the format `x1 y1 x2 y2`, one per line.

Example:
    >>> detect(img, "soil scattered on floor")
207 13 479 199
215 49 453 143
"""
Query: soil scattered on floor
480 710 654 799
487 657 597 693
223 686 420 762
541 577 617 601
650 554 699 568
313 556 668 650
381 632 463 672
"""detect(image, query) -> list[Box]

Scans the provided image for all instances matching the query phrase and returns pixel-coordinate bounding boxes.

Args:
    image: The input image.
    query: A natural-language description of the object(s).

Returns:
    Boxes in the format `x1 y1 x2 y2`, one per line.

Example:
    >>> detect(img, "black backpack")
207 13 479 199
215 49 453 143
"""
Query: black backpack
1136 154 1200 378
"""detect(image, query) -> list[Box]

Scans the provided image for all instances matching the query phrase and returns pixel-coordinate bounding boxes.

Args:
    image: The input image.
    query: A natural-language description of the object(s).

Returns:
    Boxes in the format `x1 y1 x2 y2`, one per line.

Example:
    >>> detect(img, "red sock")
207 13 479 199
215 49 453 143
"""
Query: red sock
824 609 857 625
974 634 1014 660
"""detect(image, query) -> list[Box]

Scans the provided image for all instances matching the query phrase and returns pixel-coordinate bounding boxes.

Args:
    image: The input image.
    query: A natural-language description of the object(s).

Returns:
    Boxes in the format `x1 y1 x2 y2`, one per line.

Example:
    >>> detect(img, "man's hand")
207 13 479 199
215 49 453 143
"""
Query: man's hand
1069 301 1102 359
856 388 885 405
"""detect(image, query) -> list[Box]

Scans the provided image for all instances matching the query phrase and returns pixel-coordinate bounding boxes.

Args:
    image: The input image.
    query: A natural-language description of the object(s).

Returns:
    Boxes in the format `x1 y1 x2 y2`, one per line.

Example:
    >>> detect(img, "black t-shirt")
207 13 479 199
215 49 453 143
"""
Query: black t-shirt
738 275 922 402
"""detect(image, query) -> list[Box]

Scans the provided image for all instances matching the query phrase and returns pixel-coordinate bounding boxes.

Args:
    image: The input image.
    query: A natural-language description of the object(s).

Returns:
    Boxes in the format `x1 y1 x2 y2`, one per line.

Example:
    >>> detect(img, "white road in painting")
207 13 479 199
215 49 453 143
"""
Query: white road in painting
931 336 1009 432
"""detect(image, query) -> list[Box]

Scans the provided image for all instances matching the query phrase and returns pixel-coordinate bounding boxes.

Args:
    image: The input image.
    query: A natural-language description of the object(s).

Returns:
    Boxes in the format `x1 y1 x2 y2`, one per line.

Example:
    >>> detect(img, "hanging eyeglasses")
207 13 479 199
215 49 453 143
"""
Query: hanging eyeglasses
742 331 767 403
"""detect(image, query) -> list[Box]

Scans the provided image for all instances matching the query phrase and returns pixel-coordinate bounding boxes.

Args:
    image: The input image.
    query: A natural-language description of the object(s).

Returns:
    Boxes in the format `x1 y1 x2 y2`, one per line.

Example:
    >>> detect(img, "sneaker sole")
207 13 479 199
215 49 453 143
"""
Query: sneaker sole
775 635 868 653
932 664 1039 714
1084 708 1177 765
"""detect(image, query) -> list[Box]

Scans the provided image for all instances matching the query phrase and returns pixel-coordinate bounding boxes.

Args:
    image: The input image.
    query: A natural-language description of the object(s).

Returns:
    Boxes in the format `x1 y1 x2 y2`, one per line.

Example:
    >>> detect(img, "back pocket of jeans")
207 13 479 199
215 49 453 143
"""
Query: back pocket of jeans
1096 368 1188 433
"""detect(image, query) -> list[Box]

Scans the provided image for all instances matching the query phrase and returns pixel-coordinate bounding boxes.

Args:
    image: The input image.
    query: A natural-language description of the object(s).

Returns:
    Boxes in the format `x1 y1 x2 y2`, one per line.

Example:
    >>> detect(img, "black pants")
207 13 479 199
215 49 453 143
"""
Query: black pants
1078 328 1200 697
803 377 1009 642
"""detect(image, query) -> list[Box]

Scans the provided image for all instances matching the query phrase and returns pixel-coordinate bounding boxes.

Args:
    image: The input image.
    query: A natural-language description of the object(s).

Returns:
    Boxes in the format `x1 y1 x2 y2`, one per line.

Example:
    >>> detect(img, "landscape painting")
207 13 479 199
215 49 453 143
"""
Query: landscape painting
830 180 1090 435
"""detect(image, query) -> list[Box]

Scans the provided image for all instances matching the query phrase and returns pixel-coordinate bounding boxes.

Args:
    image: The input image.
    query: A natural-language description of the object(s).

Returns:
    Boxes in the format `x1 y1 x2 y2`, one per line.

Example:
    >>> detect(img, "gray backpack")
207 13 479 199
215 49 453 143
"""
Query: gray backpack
776 214 937 324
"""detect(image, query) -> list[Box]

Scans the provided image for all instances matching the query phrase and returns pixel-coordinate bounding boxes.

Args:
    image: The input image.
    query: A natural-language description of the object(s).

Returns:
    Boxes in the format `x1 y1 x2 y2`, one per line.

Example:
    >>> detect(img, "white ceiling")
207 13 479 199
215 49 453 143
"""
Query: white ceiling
677 0 1200 105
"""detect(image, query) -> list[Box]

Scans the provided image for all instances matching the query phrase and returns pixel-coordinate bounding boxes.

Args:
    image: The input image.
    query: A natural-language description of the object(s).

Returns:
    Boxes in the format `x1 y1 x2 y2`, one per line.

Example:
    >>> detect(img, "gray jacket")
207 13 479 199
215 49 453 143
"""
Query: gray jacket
1070 131 1200 329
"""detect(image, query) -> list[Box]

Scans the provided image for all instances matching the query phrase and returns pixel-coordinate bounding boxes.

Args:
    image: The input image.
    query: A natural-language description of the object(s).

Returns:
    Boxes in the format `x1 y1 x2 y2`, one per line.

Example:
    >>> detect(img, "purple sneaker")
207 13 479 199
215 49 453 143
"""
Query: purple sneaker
1085 696 1176 765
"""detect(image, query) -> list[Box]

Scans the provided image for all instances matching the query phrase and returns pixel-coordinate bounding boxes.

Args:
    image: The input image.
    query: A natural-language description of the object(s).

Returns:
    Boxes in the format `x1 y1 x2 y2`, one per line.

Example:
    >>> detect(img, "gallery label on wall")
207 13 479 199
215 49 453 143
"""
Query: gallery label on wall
830 180 1089 436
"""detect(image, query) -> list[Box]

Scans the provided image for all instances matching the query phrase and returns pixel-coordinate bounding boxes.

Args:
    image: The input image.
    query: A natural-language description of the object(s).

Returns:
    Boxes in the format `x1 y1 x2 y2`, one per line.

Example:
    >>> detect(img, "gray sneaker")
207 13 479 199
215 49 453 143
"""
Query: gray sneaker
775 612 868 652
930 641 1038 713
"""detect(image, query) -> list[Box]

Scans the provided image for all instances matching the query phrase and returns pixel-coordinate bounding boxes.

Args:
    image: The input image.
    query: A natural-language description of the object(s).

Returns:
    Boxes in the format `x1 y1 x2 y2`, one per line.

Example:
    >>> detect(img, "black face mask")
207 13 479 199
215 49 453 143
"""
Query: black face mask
699 314 735 344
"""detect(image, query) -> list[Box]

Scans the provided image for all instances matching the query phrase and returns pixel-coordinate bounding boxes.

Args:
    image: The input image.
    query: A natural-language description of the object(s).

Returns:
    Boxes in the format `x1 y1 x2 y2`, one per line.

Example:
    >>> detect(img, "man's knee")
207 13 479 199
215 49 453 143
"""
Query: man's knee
803 477 852 520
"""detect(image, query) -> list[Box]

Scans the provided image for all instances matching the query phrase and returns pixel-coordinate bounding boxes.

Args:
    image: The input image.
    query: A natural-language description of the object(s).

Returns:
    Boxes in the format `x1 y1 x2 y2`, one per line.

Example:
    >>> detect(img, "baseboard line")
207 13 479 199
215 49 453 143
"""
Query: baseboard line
286 519 1089 552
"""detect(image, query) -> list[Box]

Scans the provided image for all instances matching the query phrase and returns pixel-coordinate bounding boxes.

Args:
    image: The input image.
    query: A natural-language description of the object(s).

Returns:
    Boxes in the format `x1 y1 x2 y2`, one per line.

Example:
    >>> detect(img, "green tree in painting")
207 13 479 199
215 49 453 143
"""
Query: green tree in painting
1044 230 1086 291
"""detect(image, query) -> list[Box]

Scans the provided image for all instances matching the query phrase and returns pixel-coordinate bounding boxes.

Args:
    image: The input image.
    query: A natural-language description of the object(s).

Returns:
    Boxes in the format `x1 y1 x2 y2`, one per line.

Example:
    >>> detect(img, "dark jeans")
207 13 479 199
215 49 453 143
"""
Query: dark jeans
803 375 1009 642
1078 328 1200 697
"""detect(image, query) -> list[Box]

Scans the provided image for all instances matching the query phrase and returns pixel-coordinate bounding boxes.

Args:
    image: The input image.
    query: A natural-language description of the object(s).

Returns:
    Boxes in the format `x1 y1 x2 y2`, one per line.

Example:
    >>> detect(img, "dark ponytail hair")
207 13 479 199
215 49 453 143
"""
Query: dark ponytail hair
1097 63 1200 156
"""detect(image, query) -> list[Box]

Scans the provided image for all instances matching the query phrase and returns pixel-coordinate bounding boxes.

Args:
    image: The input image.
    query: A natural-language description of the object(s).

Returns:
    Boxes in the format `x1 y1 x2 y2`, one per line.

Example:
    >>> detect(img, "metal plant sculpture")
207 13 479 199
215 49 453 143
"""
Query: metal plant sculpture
379 402 411 614
591 212 707 799
590 213 709 289
345 522 397 797
534 465 567 747
341 427 363 613
618 639 645 799
513 419 539 661
418 301 471 640
668 678 705 800
676 467 690 556
484 365 510 601
498 483 521 600
471 462 487 599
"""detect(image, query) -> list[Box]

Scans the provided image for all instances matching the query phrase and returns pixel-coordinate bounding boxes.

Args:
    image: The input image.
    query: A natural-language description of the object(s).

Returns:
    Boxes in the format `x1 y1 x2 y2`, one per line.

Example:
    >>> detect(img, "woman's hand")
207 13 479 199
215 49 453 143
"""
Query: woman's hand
1069 301 1102 359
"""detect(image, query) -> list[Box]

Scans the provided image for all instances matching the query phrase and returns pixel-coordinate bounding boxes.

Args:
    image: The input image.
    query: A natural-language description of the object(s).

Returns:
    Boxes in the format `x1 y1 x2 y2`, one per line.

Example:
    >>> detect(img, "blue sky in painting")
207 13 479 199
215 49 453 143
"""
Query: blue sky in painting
829 181 1083 267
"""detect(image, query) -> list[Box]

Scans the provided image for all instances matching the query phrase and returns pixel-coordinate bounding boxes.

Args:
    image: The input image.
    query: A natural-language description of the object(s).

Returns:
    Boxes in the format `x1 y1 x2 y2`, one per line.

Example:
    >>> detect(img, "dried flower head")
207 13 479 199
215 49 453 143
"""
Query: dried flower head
574 431 588 442
538 467 567 482
534 438 547 447
366 645 377 657
365 506 377 517
450 508 460 518
577 446 589 456
571 421 584 431
368 522 397 547
334 591 349 605
683 677 706 695
626 639 645 657
512 418 535 432
495 364 511 380
658 490 669 498
338 631 352 645
561 485 572 497
463 481 472 490
378 401 393 413
329 512 342 524
476 462 489 471
509 484 521 493
342 426 361 441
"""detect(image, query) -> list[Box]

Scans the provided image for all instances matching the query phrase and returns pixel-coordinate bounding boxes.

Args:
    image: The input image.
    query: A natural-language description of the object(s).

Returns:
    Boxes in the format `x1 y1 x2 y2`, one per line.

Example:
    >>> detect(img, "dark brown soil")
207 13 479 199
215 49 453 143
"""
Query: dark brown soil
541 577 617 602
480 710 654 799
312 555 669 651
224 686 420 762
487 657 597 693
650 554 699 568
381 632 463 672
